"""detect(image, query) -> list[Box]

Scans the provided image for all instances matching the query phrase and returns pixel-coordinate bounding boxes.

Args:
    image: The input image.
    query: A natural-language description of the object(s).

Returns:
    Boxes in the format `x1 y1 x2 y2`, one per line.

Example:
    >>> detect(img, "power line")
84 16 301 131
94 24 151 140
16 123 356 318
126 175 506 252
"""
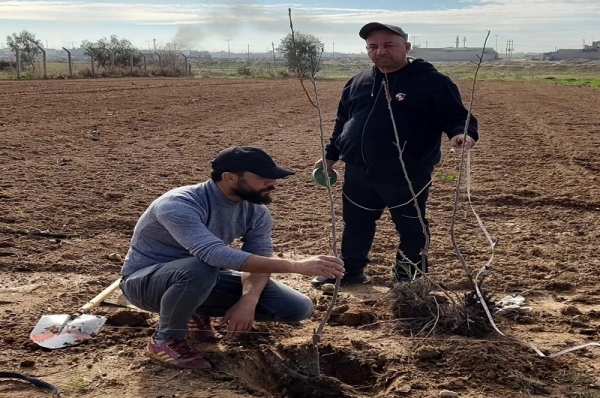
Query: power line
505 39 514 59
224 38 233 58
271 42 276 64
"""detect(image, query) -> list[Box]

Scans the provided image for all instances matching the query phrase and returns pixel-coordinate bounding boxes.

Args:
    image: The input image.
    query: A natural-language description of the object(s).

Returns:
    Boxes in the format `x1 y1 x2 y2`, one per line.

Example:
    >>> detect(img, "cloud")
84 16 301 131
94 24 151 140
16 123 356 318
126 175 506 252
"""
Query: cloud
0 1 198 21
166 0 600 49
1 0 599 51
3 0 598 26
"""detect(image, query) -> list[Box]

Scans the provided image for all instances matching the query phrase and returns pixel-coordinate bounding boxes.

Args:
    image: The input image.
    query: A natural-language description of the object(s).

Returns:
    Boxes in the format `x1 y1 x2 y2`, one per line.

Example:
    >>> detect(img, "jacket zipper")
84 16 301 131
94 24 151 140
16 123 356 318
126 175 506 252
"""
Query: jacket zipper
361 76 382 171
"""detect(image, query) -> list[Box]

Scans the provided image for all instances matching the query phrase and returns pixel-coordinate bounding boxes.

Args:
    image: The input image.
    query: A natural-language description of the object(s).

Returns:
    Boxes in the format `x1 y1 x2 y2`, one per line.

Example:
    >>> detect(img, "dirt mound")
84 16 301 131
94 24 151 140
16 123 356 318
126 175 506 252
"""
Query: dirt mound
442 342 565 395
219 343 387 398
106 310 151 327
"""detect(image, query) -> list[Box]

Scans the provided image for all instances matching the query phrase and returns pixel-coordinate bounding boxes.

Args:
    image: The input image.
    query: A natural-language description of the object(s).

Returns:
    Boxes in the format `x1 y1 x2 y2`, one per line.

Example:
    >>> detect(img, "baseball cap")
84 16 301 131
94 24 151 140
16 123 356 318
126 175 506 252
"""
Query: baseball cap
211 146 295 179
359 22 408 41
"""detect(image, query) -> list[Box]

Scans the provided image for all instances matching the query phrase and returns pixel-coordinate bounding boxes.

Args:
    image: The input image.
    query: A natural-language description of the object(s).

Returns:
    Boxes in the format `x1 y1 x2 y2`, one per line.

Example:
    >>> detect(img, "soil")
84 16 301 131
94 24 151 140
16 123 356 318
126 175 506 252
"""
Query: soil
0 77 599 398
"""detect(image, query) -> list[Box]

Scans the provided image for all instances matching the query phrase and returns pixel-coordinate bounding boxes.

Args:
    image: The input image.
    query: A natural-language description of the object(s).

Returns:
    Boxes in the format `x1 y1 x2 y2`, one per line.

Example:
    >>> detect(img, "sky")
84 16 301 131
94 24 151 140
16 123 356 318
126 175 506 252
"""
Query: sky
1 0 599 54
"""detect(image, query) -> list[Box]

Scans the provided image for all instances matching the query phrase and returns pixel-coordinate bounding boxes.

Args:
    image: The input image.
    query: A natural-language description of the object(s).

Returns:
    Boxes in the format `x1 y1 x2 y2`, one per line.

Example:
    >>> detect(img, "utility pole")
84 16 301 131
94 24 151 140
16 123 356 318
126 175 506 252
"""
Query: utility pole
153 39 156 51
46 39 48 49
495 34 499 52
247 44 250 60
224 39 232 58
271 42 276 64
332 42 335 58
413 36 418 48
145 40 151 51
68 41 76 49
505 39 514 60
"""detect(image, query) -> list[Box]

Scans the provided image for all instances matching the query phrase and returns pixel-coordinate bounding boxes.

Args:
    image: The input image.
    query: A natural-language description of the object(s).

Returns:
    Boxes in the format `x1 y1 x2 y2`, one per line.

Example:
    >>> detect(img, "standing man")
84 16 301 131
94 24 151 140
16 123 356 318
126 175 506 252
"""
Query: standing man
311 22 479 287
120 146 344 370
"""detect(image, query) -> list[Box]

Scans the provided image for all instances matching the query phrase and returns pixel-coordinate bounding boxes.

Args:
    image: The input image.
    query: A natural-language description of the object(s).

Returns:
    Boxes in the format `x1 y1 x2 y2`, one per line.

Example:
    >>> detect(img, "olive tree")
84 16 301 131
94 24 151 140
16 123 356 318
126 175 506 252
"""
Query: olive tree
6 30 42 72
277 32 324 77
81 35 140 69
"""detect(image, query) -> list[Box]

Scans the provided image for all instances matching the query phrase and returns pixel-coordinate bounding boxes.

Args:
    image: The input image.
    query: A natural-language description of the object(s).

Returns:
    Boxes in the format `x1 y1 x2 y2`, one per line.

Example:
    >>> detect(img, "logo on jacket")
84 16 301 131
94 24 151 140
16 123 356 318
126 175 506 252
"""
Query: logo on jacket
395 93 406 101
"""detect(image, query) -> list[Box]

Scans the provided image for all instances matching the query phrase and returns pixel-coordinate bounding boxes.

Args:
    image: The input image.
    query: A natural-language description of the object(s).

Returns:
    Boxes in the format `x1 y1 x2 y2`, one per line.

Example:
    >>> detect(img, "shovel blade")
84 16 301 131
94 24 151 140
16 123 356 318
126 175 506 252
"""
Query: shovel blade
30 314 107 349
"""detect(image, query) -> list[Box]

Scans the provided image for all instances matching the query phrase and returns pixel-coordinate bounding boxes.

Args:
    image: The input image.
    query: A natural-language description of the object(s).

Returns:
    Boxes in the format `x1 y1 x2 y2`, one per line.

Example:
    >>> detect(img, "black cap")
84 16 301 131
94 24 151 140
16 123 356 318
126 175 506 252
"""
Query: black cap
359 22 408 41
211 146 295 179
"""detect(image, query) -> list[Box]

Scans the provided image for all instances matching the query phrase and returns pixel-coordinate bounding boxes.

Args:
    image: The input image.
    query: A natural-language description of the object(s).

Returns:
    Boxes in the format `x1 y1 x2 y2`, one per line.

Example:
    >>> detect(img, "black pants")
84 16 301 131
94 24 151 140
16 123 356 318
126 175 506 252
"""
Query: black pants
340 165 431 279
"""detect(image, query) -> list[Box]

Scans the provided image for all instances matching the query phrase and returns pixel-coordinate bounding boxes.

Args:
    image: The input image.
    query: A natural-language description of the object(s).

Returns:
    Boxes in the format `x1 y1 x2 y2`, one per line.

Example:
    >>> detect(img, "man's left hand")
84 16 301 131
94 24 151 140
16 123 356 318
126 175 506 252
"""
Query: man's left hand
221 299 257 338
450 134 476 150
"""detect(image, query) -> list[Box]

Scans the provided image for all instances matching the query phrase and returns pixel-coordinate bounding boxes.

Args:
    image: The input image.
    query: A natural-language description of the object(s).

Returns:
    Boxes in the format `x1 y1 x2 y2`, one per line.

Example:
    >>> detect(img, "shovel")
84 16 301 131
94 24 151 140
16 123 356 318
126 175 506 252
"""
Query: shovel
30 278 122 349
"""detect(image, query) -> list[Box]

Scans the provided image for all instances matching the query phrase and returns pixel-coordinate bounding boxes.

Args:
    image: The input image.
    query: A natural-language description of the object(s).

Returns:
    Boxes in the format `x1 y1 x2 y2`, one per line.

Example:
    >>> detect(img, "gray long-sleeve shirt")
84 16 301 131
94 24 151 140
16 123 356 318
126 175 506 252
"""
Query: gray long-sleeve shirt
121 180 273 277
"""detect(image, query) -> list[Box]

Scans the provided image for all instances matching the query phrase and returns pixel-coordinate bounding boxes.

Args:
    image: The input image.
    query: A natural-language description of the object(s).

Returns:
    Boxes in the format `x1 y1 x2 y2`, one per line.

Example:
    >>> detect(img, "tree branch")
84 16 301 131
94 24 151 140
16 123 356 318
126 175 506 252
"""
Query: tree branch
288 7 340 378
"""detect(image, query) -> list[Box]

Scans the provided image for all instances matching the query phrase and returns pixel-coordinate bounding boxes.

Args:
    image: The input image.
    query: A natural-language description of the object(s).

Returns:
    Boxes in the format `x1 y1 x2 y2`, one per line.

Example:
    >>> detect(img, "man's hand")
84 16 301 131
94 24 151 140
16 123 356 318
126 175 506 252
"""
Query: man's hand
240 254 344 276
450 134 476 150
294 255 344 278
314 158 337 173
221 298 257 338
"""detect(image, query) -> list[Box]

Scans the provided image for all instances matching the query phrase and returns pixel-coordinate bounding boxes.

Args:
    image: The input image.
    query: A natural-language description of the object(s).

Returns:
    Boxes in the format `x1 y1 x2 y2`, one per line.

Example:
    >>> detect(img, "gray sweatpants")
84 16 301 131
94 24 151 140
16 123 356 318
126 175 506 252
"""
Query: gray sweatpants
119 257 314 341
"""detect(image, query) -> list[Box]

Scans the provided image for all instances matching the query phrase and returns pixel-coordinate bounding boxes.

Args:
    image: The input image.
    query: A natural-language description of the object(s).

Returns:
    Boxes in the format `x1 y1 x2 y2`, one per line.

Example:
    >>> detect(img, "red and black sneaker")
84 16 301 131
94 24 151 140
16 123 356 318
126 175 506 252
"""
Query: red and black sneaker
146 336 212 370
187 315 222 342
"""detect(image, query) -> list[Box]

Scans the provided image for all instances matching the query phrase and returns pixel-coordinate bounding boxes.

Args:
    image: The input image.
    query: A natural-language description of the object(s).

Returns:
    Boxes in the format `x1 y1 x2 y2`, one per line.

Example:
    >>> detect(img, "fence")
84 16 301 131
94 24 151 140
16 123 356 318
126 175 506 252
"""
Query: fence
0 47 376 80
0 47 193 79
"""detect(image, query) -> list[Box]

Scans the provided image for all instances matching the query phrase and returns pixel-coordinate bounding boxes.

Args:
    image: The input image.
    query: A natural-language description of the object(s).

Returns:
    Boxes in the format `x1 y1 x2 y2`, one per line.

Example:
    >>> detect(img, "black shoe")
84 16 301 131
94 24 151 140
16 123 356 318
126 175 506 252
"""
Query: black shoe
311 272 368 288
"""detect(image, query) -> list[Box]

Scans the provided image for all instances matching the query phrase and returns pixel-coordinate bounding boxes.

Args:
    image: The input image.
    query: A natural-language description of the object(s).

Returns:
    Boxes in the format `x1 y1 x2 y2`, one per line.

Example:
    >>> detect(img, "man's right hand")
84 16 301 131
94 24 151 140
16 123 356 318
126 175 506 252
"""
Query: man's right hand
240 253 343 276
293 255 344 278
314 158 337 174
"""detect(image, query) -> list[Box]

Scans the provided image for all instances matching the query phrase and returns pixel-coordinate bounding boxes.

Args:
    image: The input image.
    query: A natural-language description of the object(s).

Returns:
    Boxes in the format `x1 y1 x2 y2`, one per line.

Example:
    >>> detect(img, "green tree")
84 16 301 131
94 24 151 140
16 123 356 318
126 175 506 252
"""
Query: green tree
81 35 140 69
277 32 324 77
6 30 42 72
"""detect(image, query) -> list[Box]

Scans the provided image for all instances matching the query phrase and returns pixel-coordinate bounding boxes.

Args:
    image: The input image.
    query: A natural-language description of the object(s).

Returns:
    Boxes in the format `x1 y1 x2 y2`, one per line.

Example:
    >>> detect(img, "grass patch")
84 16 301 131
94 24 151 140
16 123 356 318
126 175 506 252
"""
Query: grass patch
66 376 94 394
434 171 457 182
2 57 599 84
542 76 600 88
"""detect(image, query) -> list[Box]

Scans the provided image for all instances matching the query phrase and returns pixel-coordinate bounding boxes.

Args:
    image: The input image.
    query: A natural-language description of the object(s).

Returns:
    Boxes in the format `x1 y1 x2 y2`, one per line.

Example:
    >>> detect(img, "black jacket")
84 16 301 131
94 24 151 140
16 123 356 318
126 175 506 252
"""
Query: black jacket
325 59 479 178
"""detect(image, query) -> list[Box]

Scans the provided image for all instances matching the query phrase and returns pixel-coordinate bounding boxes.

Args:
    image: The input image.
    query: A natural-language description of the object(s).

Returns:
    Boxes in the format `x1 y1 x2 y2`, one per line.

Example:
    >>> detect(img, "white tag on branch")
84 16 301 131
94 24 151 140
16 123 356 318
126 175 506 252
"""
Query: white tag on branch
496 295 533 316
498 295 526 306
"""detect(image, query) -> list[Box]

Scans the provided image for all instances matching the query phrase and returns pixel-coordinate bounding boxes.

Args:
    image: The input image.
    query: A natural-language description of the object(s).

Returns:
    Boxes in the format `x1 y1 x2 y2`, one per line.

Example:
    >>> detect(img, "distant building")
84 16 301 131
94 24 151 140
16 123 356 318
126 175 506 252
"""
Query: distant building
56 48 88 58
410 47 499 62
0 49 14 59
187 50 212 60
544 41 600 61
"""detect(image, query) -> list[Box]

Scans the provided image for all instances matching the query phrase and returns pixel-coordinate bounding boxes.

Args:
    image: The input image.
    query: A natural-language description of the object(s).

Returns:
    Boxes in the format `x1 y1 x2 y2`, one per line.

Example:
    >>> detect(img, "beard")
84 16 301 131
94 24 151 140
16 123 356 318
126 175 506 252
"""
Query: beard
233 183 274 205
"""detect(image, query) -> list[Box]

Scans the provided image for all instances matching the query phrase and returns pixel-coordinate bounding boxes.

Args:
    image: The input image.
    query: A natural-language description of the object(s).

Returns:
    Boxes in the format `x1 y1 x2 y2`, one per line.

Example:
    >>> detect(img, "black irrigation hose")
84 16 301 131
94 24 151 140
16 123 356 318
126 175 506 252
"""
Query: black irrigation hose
0 371 61 396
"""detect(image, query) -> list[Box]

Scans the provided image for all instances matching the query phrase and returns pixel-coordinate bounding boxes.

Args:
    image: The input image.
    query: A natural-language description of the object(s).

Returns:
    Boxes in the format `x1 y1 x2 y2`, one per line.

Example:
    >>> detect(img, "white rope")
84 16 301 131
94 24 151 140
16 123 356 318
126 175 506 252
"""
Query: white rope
466 150 497 267
464 140 600 359
341 149 452 212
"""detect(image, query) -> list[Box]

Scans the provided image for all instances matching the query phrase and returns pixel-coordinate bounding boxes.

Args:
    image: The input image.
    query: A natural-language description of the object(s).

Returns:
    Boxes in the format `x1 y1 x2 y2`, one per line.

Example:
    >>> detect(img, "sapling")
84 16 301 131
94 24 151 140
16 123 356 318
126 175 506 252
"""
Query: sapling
380 31 499 337
287 8 341 378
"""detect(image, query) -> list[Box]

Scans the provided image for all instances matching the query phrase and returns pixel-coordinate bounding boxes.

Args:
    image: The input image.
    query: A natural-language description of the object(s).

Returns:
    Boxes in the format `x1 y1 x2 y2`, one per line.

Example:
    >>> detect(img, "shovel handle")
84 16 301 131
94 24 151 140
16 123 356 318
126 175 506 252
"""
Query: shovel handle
79 278 122 313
